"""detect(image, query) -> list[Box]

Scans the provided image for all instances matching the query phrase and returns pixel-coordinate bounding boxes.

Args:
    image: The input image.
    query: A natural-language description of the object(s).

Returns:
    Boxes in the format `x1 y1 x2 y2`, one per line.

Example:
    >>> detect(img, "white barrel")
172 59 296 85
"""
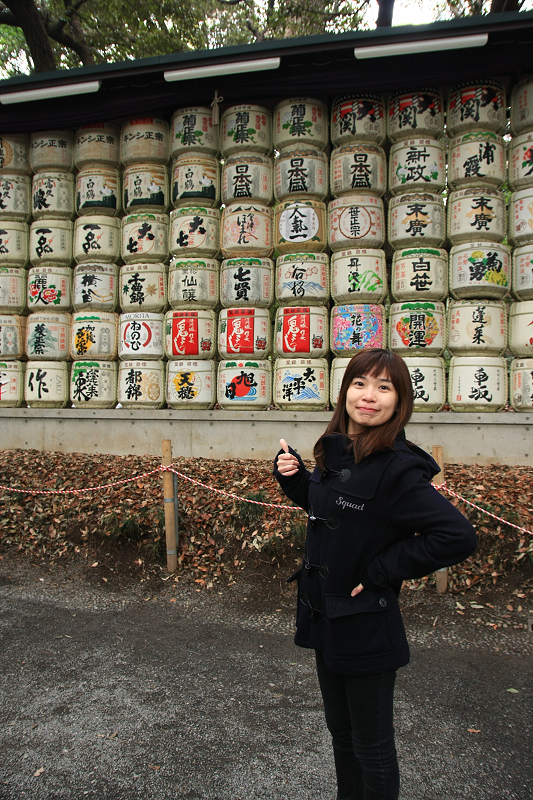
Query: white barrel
509 131 533 191
329 194 385 251
74 124 120 168
330 304 386 356
331 249 386 304
274 98 328 151
217 359 271 409
74 216 121 263
30 130 74 172
221 202 273 258
27 265 71 312
25 360 69 408
118 312 164 360
0 173 31 221
70 311 118 360
169 256 218 310
391 247 447 302
219 307 272 359
274 147 328 202
76 166 120 216
274 357 328 410
72 262 118 312
221 257 273 308
329 357 351 408
509 300 533 357
511 76 533 135
447 80 506 136
389 301 446 356
0 134 31 174
29 218 72 266
0 314 26 359
167 358 216 409
0 360 25 407
276 252 328 306
0 266 26 314
171 107 217 158
389 138 445 196
274 306 327 358
120 263 167 313
448 356 507 411
123 163 168 213
118 359 165 408
26 312 70 360
404 356 446 412
169 206 219 258
165 309 216 360
510 358 533 411
122 212 169 263
447 187 505 245
508 188 533 247
449 241 510 300
171 152 219 208
120 118 169 165
388 88 444 141
330 144 386 198
220 105 272 157
512 245 533 300
32 171 74 219
331 94 386 146
388 192 445 249
448 299 507 356
70 360 117 408
0 221 28 268
275 199 327 254
222 154 273 206
449 131 506 190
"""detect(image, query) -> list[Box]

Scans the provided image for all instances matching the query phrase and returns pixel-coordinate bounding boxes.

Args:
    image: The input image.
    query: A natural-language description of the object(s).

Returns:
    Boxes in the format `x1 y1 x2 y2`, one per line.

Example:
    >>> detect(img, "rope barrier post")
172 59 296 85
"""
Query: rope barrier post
432 445 448 594
162 440 177 573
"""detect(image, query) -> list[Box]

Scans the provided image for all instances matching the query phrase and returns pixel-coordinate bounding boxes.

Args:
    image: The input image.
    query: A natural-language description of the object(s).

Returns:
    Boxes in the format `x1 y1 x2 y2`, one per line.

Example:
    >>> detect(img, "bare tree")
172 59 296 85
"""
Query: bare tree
376 0 395 26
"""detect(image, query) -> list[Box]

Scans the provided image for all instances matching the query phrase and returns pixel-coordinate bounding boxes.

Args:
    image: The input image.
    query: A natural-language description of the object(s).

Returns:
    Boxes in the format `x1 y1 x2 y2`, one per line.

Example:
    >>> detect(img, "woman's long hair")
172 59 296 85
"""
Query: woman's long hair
314 349 413 469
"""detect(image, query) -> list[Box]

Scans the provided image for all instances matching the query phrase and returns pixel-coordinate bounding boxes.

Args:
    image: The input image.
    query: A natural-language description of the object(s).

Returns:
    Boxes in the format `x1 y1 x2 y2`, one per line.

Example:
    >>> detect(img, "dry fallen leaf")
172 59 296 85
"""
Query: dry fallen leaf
467 728 481 733
34 767 44 777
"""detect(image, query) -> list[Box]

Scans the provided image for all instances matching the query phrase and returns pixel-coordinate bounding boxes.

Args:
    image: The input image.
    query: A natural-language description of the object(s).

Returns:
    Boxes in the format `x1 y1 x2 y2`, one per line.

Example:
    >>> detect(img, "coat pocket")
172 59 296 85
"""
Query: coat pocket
325 590 395 659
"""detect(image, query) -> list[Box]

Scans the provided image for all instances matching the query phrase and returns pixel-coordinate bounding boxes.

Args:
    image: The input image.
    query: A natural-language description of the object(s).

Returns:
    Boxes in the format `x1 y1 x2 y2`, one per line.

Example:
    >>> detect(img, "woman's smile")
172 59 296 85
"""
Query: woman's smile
346 373 399 435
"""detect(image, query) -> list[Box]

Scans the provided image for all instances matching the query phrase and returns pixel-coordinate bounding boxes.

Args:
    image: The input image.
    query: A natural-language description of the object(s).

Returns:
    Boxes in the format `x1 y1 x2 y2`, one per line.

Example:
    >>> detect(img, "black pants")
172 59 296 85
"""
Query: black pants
315 650 400 800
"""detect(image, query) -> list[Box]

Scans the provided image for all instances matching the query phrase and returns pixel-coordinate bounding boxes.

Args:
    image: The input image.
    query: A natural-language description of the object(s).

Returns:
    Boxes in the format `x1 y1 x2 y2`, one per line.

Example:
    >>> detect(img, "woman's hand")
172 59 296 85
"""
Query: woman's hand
276 438 300 477
351 584 364 597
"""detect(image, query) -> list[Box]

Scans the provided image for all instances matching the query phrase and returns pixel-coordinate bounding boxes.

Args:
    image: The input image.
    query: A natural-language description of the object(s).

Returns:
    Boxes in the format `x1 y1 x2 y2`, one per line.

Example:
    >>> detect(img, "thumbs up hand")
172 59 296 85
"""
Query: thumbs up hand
276 438 300 477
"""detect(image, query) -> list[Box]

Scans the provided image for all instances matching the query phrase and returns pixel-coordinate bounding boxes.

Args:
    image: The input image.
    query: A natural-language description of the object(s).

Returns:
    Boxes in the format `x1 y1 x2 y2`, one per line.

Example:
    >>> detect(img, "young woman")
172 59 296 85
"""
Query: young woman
274 349 476 800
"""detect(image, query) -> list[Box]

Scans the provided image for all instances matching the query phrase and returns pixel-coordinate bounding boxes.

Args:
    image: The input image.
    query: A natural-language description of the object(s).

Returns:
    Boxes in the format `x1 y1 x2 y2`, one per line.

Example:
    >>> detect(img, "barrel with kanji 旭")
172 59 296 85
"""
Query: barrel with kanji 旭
76 166 120 216
509 300 533 357
32 171 75 220
164 309 216 360
122 212 169 264
403 356 446 412
217 359 271 409
218 307 272 359
221 202 273 258
510 358 533 411
72 262 118 312
274 98 328 151
171 107 217 158
0 266 26 315
221 257 273 308
512 244 533 300
29 218 72 267
391 247 447 302
329 194 385 251
510 76 533 136
118 359 165 408
0 314 26 360
74 215 121 263
74 124 121 168
388 192 445 249
0 134 31 174
120 262 167 314
123 163 168 213
447 299 507 356
171 153 219 208
449 241 510 300
388 137 445 196
0 360 25 406
120 118 169 165
220 105 272 157
222 154 273 207
275 200 327 254
447 80 506 136
274 147 328 203
0 173 31 221
331 248 386 305
447 187 506 245
387 88 444 142
274 306 328 358
25 312 70 361
27 265 72 313
329 356 351 408
70 360 117 408
168 257 219 310
276 252 328 306
118 312 164 360
167 358 216 409
169 207 219 259
508 188 533 247
389 301 446 357
330 94 386 146
30 130 74 172
330 303 386 357
70 311 119 361
25 360 70 407
448 131 506 190
330 144 386 198
0 222 28 268
274 357 329 410
448 355 507 412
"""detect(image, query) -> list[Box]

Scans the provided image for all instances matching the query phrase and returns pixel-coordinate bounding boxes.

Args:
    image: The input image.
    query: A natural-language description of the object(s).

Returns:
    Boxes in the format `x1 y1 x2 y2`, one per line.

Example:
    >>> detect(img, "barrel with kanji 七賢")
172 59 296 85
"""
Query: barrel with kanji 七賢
221 257 273 308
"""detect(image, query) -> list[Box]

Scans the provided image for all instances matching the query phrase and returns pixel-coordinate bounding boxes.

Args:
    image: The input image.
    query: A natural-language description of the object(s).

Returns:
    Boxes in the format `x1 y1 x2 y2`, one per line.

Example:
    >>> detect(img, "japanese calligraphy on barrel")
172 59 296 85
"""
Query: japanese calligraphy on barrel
27 265 71 313
70 312 118 360
168 257 219 310
220 105 272 157
172 153 219 208
219 307 272 359
388 88 444 142
123 163 168 213
330 144 386 198
32 171 74 220
122 212 168 264
509 132 533 192
74 124 120 168
508 188 533 247
509 301 533 357
331 94 386 146
512 245 533 300
274 357 328 410
330 303 386 356
0 174 31 221
448 132 505 191
276 252 328 306
447 187 505 245
222 154 273 206
118 359 165 408
164 309 216 360
274 306 327 358
275 147 328 202
391 247 447 302
447 80 506 136
510 358 533 411
329 356 351 408
171 107 217 158
0 360 25 406
30 130 74 172
510 77 533 136
0 222 28 268
221 202 273 258
329 194 385 251
389 138 445 196
221 257 273 308
217 359 271 409
275 200 326 254
74 216 121 263
0 266 26 314
76 166 120 216
274 98 328 151
120 118 169 165
389 301 446 357
403 356 446 412
449 241 510 300
331 248 386 305
26 312 70 360
448 356 507 412
29 218 72 266
0 314 26 359
25 360 69 407
72 263 118 312
118 312 165 360
70 360 117 408
120 263 167 313
166 359 216 409
447 299 507 356
169 207 219 259
0 134 31 174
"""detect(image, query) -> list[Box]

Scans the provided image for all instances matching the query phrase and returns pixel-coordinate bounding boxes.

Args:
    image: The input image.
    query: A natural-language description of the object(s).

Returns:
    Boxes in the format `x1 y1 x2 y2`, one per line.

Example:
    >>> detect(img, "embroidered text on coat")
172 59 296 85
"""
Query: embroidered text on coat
336 497 365 511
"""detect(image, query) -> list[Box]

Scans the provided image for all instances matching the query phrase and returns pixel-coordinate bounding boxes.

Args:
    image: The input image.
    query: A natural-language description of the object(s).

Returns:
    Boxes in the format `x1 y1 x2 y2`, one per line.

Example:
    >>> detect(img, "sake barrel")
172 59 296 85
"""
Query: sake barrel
220 105 272 157
448 299 507 356
448 355 507 411
276 252 328 306
29 218 72 266
70 360 117 408
0 134 31 174
331 94 386 146
329 357 351 408
27 265 71 313
217 359 271 410
274 147 328 202
167 358 216 409
274 98 328 151
74 124 121 168
0 360 25 406
404 356 446 412
331 249 386 305
165 309 216 360
123 163 168 213
447 80 506 136
274 357 328 410
329 194 385 251
74 215 121 263
222 154 273 206
0 314 26 359
389 138 445 196
510 358 533 411
171 107 217 158
509 132 533 191
169 256 219 310
72 262 118 312
118 359 165 408
25 360 69 408
274 306 328 358
122 212 169 264
0 266 26 314
0 221 28 268
221 202 273 258
508 188 533 247
26 312 70 360
32 171 74 220
30 130 74 172
391 247 447 302
219 307 272 359
171 152 219 208
330 303 386 356
70 311 118 360
118 311 164 360
76 166 120 216
447 187 505 245
388 88 444 141
120 263 167 313
512 245 533 300
275 200 327 254
169 207 219 258
389 301 446 357
448 131 506 190
330 144 386 198
509 300 533 356
120 118 169 165
510 76 533 135
0 173 31 221
221 257 273 308
449 241 510 299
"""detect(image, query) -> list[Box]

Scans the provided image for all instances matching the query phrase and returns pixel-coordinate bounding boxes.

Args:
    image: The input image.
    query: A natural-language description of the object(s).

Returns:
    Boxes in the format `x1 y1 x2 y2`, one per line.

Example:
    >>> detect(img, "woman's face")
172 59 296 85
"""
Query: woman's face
345 372 399 435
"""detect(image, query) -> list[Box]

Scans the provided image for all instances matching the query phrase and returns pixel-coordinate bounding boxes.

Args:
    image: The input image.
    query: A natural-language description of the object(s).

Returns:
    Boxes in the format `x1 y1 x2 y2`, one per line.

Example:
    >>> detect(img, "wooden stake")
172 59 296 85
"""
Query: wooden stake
432 445 448 594
162 439 177 573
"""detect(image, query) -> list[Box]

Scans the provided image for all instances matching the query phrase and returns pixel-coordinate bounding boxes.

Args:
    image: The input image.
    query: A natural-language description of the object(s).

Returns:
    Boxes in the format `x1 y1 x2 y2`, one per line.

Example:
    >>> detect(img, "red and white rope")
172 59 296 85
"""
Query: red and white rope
432 482 532 536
